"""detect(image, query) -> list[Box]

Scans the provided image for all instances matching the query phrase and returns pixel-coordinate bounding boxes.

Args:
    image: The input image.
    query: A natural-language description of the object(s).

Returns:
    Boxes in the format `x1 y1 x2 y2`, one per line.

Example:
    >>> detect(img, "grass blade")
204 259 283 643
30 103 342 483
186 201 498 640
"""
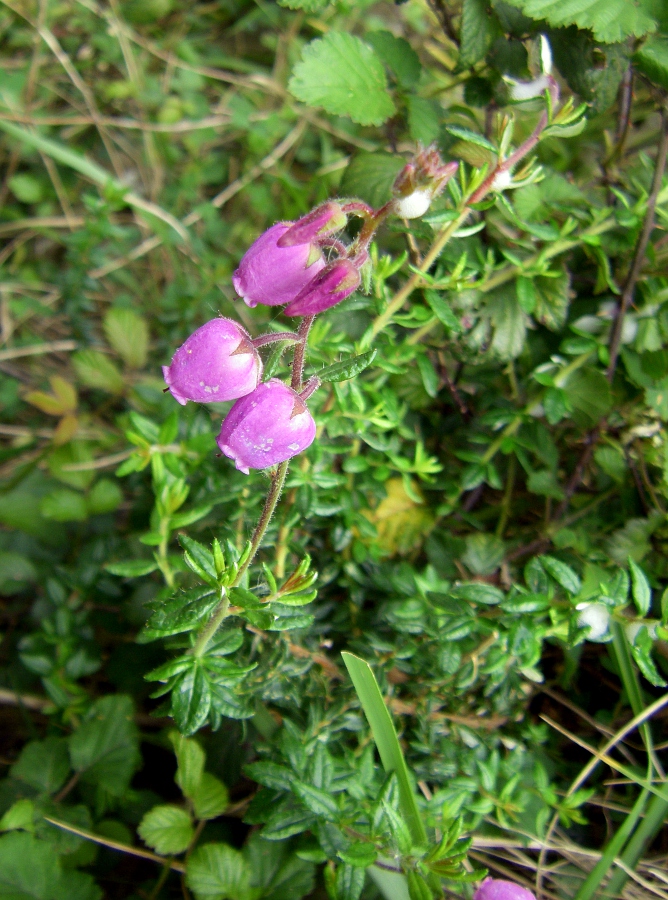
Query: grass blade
342 652 427 846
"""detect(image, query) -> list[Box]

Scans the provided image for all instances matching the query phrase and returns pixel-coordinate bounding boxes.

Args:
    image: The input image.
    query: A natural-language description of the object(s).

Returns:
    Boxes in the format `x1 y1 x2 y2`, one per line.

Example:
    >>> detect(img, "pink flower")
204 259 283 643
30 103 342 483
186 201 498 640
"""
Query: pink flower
216 379 316 473
283 259 361 317
232 222 326 308
162 318 262 406
473 878 536 900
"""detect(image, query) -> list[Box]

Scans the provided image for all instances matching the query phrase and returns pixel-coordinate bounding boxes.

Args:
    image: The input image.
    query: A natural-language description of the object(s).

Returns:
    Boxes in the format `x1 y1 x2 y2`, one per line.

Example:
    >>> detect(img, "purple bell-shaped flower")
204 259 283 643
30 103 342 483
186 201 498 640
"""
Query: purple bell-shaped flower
283 258 361 317
473 878 536 900
216 379 316 473
232 222 326 309
162 318 262 406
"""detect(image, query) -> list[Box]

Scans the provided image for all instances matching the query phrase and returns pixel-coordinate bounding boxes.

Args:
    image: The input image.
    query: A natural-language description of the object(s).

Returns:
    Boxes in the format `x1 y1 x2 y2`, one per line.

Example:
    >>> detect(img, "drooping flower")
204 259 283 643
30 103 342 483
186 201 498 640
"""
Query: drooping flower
232 222 326 308
473 878 536 900
216 379 316 473
283 258 361 317
162 318 262 406
277 201 347 247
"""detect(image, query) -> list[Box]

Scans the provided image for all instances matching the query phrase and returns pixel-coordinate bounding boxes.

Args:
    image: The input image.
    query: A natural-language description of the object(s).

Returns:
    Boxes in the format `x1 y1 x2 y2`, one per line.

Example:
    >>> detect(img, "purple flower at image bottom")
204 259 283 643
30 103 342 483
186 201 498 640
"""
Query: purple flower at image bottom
217 378 316 473
232 222 326 308
162 317 262 406
473 878 536 900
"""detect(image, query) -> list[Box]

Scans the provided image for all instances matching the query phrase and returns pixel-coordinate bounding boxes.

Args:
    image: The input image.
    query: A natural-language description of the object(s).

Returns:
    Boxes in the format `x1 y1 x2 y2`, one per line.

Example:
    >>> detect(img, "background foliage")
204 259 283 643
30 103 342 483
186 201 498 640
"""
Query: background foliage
1 0 668 898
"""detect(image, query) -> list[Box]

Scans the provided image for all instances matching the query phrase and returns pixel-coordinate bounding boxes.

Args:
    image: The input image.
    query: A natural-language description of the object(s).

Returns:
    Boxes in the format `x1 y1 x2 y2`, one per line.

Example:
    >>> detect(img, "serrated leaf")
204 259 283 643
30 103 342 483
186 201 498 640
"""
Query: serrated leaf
72 349 125 394
180 535 217 583
449 582 505 605
293 782 340 821
634 36 668 90
459 0 498 67
364 30 421 87
541 555 581 595
68 695 140 796
172 666 211 735
170 732 205 799
317 350 377 384
502 0 656 43
186 843 251 900
138 804 194 855
191 773 229 820
445 125 497 154
629 558 652 617
103 307 149 369
424 290 462 332
289 32 395 126
11 737 70 795
0 831 60 899
140 587 218 642
341 153 405 208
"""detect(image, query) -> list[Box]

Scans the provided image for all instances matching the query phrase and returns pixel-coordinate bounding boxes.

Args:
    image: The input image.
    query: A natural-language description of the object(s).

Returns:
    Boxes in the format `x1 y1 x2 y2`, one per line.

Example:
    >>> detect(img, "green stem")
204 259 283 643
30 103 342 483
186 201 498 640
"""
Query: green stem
192 459 290 657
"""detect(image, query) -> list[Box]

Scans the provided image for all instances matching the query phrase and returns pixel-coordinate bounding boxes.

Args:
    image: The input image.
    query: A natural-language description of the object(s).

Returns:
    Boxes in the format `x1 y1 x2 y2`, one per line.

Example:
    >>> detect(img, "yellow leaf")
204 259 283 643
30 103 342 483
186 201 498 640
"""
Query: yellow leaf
53 414 79 445
24 391 67 416
363 478 433 556
50 376 77 412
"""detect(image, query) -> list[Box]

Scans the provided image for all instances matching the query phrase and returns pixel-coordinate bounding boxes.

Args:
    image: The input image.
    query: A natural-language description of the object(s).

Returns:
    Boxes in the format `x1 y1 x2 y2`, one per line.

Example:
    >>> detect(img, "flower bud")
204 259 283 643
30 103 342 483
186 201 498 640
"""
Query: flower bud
216 379 316 474
393 146 458 219
473 878 536 900
277 202 347 247
283 259 361 317
233 222 326 308
163 318 262 406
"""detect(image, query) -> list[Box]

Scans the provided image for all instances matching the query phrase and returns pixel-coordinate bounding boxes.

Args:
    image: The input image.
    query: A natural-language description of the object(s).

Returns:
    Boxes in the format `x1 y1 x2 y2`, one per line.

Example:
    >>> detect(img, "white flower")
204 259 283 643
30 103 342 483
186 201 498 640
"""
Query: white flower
577 602 610 640
394 188 433 220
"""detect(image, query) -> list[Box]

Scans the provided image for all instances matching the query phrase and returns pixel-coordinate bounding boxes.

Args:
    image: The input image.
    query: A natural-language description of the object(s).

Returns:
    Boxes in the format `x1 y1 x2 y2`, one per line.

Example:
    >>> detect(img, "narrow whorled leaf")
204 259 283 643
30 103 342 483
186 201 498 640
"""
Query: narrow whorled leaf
140 587 218 643
293 781 340 821
445 125 497 154
105 559 159 577
317 350 377 384
629 558 652 617
541 555 581 595
180 535 217 584
172 666 211 736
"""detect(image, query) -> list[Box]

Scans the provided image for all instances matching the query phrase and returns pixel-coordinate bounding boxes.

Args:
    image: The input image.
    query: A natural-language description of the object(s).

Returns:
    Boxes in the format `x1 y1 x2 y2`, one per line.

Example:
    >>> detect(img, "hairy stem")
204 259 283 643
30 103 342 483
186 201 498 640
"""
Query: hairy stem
607 105 668 381
291 315 314 390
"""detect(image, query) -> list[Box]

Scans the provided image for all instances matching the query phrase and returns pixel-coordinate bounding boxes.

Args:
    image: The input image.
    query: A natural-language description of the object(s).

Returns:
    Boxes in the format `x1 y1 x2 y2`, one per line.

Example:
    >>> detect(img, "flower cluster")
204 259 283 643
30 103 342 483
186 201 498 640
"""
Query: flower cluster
162 148 458 473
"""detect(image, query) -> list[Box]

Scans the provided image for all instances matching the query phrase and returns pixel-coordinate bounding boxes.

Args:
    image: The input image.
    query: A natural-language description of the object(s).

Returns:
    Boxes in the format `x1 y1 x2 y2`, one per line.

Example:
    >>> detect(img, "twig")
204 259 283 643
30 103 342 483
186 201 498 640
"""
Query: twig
0 339 77 361
43 817 185 872
607 105 668 381
0 687 49 709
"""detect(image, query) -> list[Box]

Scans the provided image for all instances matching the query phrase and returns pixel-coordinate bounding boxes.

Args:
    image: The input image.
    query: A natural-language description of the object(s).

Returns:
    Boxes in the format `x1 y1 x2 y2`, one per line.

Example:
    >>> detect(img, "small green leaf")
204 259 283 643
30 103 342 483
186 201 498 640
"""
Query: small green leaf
140 587 218 642
341 153 404 208
502 0 657 42
628 558 652 617
170 731 205 799
289 32 396 126
9 173 43 204
68 695 140 796
293 782 340 821
445 125 497 154
0 799 35 833
105 559 159 577
449 582 504 605
541 555 581 595
138 804 194 855
634 37 668 90
191 773 229 820
180 535 217 584
365 31 421 87
87 479 123 515
40 489 88 523
186 843 251 900
424 290 462 333
317 350 377 384
72 349 125 393
338 841 378 868
417 354 439 399
103 307 149 369
172 666 211 735
11 737 70 795
459 0 498 67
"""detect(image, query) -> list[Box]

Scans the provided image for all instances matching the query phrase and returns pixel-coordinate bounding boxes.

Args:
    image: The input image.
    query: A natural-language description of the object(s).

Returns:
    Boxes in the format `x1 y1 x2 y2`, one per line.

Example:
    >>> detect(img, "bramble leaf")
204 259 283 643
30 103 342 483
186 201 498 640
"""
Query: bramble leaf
289 33 395 126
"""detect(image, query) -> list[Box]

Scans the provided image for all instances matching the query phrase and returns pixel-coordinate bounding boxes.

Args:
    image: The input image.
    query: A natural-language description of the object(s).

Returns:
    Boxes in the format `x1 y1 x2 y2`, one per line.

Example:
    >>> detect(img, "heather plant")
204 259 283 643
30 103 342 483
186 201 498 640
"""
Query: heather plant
1 1 668 900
